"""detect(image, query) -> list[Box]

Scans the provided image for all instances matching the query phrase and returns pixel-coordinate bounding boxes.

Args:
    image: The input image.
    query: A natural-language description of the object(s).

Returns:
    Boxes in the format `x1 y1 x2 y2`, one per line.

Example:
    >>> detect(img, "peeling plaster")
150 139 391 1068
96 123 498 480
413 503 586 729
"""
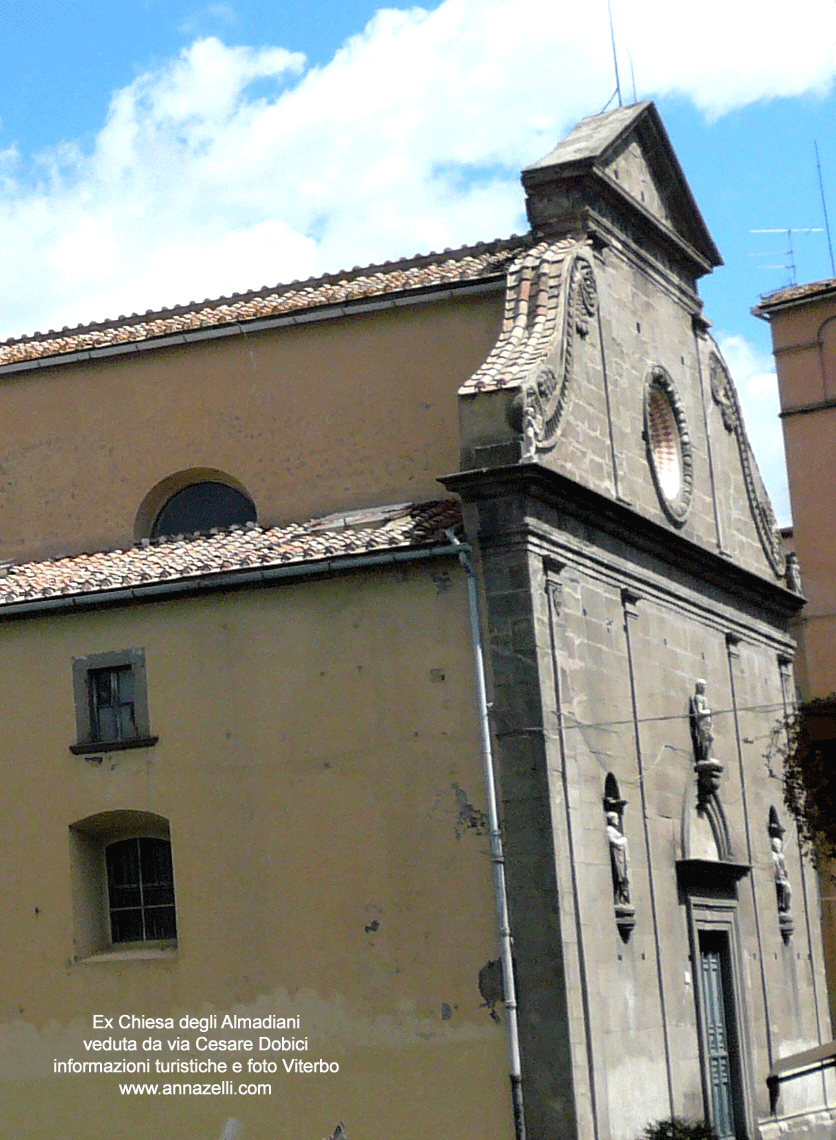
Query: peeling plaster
432 572 452 595
452 783 488 840
478 958 504 1022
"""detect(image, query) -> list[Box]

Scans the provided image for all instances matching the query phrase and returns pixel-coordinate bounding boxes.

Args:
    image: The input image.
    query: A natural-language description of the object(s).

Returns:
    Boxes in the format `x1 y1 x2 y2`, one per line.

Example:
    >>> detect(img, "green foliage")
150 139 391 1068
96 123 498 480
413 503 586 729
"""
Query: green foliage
641 1119 718 1140
769 696 836 868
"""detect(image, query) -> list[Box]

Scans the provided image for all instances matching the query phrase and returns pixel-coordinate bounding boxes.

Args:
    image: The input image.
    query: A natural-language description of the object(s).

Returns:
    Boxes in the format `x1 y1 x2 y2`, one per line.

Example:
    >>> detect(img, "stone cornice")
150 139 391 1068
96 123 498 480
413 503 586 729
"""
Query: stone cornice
440 463 801 621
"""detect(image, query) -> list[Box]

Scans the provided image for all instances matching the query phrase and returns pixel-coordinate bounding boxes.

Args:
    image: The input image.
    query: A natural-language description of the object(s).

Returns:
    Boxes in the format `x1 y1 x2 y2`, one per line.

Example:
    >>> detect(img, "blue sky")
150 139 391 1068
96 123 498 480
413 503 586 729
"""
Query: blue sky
1 0 834 523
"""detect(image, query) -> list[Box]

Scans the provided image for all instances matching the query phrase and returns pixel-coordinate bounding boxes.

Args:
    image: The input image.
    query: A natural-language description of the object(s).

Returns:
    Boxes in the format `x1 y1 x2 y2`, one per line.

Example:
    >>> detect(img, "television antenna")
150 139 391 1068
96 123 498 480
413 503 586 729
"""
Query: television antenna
814 140 836 277
606 0 621 108
749 228 823 286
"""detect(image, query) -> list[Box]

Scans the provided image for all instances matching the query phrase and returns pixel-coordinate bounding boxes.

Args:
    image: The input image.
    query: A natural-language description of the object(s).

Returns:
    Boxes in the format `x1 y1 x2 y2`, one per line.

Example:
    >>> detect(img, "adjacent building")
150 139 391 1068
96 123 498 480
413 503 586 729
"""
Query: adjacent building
755 279 836 1032
0 101 831 1140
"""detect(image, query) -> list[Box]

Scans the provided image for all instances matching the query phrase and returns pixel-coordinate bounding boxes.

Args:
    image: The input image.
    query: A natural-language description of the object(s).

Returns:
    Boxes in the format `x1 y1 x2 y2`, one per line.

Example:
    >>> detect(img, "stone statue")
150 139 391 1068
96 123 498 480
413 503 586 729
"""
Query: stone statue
689 678 714 762
772 835 792 914
606 811 631 905
785 552 803 595
521 401 539 462
689 679 724 803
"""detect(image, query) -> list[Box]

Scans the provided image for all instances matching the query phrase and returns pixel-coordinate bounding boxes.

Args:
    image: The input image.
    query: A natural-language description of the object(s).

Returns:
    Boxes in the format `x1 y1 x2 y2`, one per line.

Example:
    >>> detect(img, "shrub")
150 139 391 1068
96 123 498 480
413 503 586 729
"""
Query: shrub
768 696 836 868
641 1119 718 1140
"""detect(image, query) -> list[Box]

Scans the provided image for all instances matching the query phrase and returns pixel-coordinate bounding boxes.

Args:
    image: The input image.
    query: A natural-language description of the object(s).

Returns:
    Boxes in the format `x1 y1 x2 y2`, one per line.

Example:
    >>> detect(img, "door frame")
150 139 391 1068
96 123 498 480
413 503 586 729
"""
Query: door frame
686 894 754 1139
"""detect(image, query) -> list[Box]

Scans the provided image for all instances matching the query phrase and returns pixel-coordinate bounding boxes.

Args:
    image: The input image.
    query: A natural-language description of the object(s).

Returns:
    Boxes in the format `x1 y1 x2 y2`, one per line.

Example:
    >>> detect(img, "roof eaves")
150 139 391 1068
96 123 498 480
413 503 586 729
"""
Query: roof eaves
753 277 836 318
0 541 467 620
0 235 528 369
0 500 464 614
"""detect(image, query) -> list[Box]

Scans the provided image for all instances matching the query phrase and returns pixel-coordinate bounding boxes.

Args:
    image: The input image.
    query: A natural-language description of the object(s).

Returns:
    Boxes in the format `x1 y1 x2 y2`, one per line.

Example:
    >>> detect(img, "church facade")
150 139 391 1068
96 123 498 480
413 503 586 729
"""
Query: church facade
0 102 830 1140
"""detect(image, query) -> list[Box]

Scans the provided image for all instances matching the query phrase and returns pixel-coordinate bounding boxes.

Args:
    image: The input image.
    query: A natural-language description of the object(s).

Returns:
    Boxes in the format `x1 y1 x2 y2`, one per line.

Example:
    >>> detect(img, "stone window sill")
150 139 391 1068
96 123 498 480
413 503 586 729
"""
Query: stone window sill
70 736 159 755
79 943 177 964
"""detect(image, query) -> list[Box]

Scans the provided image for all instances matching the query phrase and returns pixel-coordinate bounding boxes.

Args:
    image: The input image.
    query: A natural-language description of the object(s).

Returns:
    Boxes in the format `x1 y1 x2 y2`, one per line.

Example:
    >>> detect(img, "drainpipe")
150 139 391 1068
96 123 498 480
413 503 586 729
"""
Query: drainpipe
447 530 526 1140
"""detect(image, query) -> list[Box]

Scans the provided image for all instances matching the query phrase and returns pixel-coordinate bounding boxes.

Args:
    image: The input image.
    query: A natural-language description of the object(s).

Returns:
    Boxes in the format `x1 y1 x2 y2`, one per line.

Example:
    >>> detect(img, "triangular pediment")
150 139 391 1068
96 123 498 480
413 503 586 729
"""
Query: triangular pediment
523 102 721 275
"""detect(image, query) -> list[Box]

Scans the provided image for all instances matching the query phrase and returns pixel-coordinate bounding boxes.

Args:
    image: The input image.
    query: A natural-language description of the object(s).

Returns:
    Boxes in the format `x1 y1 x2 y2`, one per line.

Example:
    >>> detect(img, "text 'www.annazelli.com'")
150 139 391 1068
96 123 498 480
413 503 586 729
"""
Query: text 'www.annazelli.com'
118 1082 271 1096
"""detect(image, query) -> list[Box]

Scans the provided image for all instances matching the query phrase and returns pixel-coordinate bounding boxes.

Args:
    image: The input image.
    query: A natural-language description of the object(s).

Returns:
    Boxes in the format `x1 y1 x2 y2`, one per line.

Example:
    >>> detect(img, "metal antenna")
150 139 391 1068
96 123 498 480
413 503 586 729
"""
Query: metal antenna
814 140 836 277
606 0 622 108
627 46 637 104
599 88 619 115
750 228 823 286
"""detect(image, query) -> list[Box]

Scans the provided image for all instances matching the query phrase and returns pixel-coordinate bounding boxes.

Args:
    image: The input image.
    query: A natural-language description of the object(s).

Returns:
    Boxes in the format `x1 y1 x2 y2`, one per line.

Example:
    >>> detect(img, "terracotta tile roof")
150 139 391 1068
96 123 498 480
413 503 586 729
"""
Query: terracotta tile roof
753 277 836 315
0 500 462 608
0 237 527 368
459 237 583 394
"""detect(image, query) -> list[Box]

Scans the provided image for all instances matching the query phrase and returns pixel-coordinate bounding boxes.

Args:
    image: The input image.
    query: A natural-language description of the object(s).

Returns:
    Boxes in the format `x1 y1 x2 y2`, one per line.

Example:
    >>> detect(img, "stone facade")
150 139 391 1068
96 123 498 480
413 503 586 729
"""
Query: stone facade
448 103 832 1140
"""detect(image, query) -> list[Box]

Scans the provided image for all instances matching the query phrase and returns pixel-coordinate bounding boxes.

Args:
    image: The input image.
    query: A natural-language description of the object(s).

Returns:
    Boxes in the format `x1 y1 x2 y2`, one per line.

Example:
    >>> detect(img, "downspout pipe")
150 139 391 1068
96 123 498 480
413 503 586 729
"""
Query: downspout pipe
447 529 526 1140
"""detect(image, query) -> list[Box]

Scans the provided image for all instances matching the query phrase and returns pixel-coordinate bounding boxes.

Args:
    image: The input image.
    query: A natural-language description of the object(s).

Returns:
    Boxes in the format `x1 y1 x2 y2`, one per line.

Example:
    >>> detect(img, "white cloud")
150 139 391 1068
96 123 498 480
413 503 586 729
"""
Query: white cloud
0 0 833 340
611 0 836 118
718 333 791 527
179 2 238 35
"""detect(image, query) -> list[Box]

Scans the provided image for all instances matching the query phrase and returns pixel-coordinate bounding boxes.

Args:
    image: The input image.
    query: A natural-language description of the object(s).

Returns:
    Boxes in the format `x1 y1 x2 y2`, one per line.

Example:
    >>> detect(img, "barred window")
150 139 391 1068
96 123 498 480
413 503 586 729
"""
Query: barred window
106 837 177 944
69 811 177 958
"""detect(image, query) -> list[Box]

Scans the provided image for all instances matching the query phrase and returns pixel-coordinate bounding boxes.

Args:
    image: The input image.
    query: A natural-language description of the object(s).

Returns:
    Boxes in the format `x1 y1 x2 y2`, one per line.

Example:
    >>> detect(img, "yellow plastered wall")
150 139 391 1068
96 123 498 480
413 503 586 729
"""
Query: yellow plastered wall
0 292 503 564
0 561 514 1140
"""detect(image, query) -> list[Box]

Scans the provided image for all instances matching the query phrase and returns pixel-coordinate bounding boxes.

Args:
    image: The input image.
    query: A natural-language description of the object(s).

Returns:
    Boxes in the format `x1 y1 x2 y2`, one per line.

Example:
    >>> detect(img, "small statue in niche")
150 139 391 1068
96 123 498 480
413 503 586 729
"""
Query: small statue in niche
768 807 794 940
606 811 631 906
689 679 714 762
772 835 792 913
689 679 723 803
520 398 540 462
603 773 635 938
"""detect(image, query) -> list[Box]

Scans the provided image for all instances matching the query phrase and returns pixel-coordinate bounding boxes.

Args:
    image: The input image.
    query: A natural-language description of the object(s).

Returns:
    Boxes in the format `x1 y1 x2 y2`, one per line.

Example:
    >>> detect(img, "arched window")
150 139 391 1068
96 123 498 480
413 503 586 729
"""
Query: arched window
134 469 258 541
151 481 256 538
106 836 177 943
69 810 177 957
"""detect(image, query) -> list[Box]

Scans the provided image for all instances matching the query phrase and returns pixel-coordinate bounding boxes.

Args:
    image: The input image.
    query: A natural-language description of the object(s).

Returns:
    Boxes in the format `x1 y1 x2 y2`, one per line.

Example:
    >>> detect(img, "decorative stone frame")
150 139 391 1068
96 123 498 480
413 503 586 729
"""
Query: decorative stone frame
643 366 694 526
70 648 157 754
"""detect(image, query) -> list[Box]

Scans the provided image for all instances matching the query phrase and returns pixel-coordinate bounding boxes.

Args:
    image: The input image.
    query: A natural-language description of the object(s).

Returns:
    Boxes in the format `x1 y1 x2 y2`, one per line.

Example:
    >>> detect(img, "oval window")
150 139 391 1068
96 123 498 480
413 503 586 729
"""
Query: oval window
643 369 693 525
151 481 256 538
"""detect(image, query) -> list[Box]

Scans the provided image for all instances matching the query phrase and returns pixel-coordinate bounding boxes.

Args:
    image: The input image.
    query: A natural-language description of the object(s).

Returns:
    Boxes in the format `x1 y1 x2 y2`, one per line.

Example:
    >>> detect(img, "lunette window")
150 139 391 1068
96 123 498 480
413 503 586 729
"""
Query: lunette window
151 480 256 538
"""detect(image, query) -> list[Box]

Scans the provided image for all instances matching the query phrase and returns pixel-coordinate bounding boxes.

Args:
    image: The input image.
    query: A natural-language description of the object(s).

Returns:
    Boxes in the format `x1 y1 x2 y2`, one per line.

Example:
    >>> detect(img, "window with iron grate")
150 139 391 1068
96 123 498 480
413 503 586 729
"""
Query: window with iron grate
106 836 177 944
